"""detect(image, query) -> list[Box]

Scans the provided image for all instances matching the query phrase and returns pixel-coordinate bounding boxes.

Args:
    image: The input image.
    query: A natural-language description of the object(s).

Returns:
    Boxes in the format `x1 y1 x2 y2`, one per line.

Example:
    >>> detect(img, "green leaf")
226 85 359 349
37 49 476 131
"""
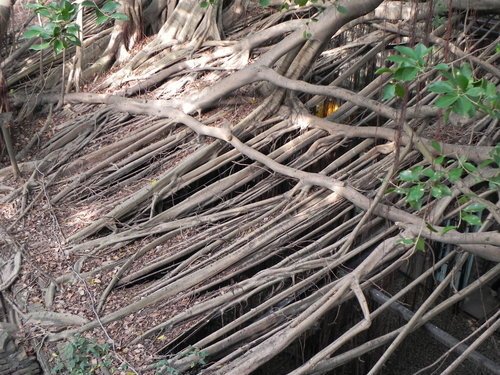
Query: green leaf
434 156 445 166
435 94 458 108
59 0 76 21
430 140 442 153
488 175 500 190
259 0 270 6
395 83 405 98
431 183 451 199
111 13 129 20
66 23 80 34
101 0 120 13
466 87 483 97
463 202 486 213
439 70 455 82
393 67 419 82
415 237 425 252
394 45 418 59
398 238 415 246
392 187 408 195
200 1 208 7
415 43 431 58
434 63 449 71
459 63 473 80
455 73 469 91
101 1 120 14
441 225 457 234
375 67 392 75
458 195 470 205
96 14 109 24
412 165 424 175
428 81 455 94
453 96 475 117
81 0 97 7
387 55 415 66
462 161 477 173
461 213 482 226
485 82 497 98
434 170 445 182
447 167 462 182
399 169 416 182
36 8 51 17
23 27 44 39
66 34 81 46
30 42 52 50
407 184 425 202
25 3 44 9
422 168 436 180
424 168 443 182
479 159 494 168
336 5 347 13
382 84 395 100
491 148 500 167
53 39 65 54
294 0 308 6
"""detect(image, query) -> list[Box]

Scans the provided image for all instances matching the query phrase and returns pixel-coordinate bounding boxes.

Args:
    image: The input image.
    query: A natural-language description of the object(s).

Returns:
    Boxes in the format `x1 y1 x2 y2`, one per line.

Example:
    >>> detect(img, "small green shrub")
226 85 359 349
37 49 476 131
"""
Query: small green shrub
52 335 111 375
376 43 500 119
24 0 127 54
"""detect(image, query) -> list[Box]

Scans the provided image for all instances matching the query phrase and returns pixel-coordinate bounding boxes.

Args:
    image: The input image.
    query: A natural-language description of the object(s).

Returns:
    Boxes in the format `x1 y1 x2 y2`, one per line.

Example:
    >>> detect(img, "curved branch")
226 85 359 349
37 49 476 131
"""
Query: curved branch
304 114 493 162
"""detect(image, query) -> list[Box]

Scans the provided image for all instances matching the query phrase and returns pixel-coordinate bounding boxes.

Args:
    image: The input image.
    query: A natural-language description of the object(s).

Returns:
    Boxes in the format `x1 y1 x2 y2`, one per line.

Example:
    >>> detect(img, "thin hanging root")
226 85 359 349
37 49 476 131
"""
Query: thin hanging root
64 85 285 243
0 113 20 178
367 253 470 375
97 198 277 311
209 237 402 375
34 84 500 251
47 197 322 341
184 225 399 360
134 277 282 346
288 278 372 375
16 104 53 161
311 263 500 375
415 310 500 375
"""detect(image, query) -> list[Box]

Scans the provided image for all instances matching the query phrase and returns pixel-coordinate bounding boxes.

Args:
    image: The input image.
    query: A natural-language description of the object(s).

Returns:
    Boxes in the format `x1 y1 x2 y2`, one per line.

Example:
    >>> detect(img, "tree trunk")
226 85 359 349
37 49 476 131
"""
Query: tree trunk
0 0 10 46
0 0 11 155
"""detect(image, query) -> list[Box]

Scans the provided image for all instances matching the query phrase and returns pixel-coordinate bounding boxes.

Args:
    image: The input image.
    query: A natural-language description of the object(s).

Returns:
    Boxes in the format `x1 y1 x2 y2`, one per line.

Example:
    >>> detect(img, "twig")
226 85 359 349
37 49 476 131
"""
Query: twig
412 309 500 375
440 315 500 375
367 252 470 375
72 270 139 374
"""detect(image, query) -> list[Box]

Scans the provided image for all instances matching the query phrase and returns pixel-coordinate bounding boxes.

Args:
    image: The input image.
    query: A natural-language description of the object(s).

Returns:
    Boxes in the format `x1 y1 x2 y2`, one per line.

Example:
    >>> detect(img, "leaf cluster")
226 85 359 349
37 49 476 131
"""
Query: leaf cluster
391 144 500 229
428 63 499 118
82 0 128 24
24 0 81 54
376 43 500 119
52 335 111 375
376 43 432 100
24 0 127 54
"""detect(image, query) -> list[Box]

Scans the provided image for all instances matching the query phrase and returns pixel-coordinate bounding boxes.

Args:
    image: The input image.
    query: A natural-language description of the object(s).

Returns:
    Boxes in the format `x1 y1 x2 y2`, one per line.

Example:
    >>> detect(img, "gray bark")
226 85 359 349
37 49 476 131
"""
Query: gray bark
0 0 10 46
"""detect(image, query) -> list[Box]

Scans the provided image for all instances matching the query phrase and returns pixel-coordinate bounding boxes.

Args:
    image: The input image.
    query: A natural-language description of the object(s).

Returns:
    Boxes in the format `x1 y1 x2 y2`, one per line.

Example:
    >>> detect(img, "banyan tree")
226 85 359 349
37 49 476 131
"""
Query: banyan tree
0 0 499 374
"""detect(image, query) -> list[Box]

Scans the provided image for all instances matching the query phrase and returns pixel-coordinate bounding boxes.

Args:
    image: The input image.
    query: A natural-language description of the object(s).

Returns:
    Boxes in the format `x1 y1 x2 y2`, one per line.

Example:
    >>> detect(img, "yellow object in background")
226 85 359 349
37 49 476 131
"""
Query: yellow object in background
315 99 340 118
